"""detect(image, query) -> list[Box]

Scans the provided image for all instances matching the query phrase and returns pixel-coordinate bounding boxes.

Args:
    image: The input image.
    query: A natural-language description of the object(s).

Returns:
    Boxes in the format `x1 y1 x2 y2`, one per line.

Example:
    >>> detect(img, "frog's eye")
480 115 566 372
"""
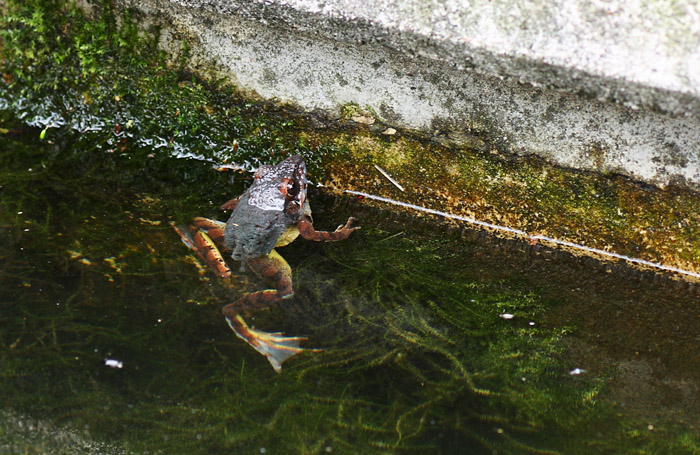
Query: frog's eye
279 178 301 199
287 180 301 199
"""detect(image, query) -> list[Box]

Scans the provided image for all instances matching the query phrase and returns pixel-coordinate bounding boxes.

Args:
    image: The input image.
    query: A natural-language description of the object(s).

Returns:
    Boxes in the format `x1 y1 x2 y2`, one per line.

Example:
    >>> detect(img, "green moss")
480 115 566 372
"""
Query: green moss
0 0 339 181
322 130 700 274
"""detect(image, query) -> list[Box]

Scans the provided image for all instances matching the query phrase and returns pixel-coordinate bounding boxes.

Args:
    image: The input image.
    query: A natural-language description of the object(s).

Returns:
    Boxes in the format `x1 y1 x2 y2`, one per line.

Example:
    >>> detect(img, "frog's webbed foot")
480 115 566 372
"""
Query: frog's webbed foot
226 315 319 373
221 253 317 372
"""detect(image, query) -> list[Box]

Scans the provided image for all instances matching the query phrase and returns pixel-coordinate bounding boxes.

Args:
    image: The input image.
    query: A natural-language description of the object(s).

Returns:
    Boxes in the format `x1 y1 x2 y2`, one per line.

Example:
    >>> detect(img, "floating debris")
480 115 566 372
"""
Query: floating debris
9 338 21 349
104 257 123 273
66 249 82 259
214 163 247 172
104 359 123 369
351 113 375 125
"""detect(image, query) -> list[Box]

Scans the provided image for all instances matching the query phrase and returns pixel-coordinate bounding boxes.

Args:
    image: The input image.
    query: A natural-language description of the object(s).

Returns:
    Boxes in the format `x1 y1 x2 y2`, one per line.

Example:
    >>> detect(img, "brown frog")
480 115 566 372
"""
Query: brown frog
173 155 359 372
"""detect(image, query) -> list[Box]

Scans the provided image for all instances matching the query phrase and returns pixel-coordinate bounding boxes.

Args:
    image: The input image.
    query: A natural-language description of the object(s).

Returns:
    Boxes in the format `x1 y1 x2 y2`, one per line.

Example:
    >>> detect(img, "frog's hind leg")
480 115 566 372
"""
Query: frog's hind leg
222 250 317 372
190 217 227 249
172 218 230 278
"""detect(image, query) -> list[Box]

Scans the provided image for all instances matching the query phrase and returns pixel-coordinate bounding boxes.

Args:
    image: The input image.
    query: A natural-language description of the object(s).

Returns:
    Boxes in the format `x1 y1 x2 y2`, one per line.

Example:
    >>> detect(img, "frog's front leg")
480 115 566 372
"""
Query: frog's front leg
222 250 314 373
298 215 360 241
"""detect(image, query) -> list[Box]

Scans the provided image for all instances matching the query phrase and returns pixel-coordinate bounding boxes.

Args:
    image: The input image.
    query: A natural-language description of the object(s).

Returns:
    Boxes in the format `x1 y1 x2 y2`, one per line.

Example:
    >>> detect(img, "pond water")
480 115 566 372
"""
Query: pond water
1 124 699 455
1 2 699 450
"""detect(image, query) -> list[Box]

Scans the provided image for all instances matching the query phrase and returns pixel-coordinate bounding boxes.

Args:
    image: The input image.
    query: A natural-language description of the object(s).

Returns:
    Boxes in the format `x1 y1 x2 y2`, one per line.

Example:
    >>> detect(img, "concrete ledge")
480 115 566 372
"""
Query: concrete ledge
120 0 700 188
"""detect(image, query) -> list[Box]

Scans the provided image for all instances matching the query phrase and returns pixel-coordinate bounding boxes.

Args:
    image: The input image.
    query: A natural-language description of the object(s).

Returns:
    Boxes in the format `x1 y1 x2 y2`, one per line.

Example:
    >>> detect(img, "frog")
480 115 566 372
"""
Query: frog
173 155 359 372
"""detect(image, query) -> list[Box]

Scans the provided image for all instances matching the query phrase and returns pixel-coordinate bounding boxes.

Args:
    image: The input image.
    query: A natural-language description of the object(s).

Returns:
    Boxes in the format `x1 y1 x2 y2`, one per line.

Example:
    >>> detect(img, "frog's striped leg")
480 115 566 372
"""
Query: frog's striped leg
171 218 230 278
222 250 317 372
190 217 228 249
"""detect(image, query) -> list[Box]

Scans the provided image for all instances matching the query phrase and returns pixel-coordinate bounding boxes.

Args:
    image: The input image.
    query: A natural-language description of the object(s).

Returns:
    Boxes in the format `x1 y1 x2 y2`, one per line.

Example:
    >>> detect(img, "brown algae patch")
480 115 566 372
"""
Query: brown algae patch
319 125 700 277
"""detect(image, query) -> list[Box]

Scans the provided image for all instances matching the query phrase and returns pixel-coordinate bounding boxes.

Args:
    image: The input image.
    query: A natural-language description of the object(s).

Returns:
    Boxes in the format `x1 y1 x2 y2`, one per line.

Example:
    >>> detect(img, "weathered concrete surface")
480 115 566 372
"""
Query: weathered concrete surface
117 0 700 188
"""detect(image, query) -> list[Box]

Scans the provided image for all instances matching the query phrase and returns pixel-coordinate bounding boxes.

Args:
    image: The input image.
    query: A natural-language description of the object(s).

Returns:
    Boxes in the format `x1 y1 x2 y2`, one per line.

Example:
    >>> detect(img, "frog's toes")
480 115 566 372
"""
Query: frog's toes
249 331 312 373
226 316 316 373
336 217 360 233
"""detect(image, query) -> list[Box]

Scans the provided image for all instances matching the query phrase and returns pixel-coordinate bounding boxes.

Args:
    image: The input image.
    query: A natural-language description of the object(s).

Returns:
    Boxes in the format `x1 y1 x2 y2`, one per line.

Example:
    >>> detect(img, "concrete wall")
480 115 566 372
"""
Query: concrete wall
117 0 700 189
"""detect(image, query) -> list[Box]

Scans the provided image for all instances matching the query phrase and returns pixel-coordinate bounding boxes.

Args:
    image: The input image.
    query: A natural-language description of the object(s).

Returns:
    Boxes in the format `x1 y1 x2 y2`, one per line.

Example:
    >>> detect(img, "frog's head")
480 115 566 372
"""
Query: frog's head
247 155 307 217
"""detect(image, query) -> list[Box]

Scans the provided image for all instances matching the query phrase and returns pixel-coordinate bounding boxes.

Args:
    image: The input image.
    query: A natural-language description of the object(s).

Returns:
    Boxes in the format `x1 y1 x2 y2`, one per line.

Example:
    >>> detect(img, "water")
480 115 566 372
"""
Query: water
1 127 699 454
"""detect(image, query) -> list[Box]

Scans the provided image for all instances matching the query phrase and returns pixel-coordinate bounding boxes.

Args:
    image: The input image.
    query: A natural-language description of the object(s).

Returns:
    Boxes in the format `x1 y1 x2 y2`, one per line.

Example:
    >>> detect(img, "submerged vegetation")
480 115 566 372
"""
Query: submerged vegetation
1 0 700 454
0 130 611 454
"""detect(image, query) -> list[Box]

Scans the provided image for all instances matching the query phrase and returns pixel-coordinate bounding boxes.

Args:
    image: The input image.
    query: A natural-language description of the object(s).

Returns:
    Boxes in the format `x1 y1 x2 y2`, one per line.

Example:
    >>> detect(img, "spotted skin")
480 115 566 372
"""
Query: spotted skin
172 221 230 278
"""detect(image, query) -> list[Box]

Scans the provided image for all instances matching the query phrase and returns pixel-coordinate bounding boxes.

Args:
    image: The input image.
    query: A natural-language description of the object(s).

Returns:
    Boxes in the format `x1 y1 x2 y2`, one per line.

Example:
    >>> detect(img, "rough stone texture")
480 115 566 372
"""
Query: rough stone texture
118 0 700 188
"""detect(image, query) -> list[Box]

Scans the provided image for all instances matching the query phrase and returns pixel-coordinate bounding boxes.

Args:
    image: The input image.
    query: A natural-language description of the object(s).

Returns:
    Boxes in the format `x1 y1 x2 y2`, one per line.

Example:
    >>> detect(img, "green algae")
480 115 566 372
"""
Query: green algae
1 1 700 454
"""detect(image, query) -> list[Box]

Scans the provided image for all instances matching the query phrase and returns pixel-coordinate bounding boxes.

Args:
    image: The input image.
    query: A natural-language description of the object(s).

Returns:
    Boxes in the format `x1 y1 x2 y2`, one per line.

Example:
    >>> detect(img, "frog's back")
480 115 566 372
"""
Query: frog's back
224 193 291 261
